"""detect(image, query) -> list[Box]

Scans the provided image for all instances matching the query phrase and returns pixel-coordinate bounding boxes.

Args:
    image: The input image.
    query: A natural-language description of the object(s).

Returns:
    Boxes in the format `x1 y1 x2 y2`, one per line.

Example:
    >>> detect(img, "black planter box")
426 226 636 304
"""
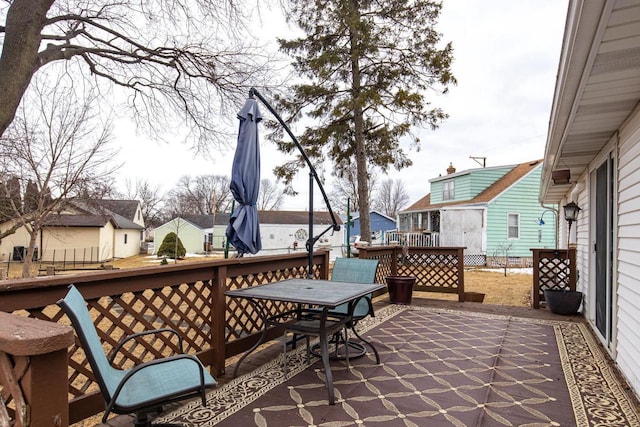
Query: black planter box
543 289 583 315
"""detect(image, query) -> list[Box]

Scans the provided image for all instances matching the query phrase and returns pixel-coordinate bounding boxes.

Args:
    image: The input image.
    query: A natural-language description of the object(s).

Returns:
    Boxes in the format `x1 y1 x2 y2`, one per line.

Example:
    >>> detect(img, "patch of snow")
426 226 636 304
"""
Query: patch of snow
474 268 533 275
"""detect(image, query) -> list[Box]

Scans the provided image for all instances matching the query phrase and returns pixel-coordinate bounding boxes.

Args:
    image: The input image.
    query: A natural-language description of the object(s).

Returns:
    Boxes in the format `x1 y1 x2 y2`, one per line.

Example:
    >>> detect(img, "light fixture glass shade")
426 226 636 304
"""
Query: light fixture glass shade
563 201 581 222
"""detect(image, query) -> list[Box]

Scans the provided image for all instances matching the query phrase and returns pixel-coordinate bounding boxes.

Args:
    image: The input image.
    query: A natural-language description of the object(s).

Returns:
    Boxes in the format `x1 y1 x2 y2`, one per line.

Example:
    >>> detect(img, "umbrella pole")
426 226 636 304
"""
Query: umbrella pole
308 172 314 278
225 200 235 259
249 87 341 277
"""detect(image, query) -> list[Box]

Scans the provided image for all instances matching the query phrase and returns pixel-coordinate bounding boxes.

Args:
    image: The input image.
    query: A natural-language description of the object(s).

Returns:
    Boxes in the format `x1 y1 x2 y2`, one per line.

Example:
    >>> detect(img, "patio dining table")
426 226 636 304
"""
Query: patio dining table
225 278 385 404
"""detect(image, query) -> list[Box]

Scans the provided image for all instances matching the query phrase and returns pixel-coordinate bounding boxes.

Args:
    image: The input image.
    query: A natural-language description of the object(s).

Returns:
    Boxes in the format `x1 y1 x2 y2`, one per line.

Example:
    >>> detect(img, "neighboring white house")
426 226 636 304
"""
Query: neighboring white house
256 211 344 258
153 214 230 255
154 211 344 258
0 199 145 263
540 0 640 399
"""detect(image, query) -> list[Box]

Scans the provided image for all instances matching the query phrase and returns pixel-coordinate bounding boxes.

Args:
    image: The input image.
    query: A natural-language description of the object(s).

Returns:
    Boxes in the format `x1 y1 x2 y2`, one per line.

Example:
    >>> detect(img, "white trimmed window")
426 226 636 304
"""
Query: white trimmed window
442 180 455 200
507 213 520 239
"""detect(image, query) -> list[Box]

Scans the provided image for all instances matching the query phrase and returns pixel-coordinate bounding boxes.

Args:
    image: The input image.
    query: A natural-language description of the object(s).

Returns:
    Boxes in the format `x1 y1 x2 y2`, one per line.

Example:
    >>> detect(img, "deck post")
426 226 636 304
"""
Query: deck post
0 312 74 427
212 265 227 376
456 247 465 302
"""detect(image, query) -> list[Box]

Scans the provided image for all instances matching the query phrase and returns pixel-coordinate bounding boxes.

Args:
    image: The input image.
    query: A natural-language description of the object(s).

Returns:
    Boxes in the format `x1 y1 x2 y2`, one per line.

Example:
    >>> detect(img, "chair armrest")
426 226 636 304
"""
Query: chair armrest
109 328 184 364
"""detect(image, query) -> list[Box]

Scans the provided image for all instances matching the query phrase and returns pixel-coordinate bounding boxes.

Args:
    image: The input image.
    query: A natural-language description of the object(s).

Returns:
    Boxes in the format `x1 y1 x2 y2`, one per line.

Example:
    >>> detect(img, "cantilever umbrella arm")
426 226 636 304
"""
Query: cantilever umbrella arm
249 87 340 277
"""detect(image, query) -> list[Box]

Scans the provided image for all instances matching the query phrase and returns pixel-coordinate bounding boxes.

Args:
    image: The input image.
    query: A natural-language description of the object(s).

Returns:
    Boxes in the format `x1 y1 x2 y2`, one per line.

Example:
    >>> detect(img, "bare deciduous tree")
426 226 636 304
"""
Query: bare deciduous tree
120 178 165 231
372 178 410 218
165 175 232 216
328 165 378 213
0 0 275 153
0 74 119 277
257 178 285 210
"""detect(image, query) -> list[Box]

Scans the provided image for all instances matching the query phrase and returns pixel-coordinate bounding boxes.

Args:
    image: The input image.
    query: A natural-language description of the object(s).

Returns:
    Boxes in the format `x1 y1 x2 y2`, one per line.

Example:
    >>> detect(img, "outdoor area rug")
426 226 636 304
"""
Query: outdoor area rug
157 305 640 426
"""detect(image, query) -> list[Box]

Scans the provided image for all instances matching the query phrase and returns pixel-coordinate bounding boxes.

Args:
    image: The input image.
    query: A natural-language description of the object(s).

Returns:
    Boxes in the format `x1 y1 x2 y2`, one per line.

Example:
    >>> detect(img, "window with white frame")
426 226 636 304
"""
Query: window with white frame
442 180 455 200
507 213 519 239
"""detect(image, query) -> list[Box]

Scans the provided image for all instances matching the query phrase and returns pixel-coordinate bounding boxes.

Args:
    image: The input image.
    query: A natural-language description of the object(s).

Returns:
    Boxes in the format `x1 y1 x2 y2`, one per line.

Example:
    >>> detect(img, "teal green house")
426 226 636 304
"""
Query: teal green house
398 159 557 266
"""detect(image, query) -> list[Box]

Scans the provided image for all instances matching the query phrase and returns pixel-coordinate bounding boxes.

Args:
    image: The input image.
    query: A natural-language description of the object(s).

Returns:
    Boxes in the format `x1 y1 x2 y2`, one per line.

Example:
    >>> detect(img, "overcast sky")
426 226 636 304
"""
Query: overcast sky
115 0 570 211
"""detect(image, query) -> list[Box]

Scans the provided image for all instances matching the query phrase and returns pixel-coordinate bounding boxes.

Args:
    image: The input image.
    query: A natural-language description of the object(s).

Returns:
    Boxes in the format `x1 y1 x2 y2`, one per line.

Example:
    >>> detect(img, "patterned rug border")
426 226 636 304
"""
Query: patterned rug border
158 305 640 426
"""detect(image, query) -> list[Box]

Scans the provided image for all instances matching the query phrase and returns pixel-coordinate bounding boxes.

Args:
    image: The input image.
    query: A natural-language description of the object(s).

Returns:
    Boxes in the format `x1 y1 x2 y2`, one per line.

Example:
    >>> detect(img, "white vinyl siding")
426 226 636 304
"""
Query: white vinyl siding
614 107 640 397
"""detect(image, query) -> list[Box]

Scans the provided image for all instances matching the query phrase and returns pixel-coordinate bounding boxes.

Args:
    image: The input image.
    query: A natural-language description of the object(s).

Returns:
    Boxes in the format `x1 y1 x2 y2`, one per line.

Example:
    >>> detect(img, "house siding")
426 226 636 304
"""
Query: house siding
615 108 640 395
0 223 32 262
348 211 396 241
41 227 107 262
260 223 344 257
486 166 554 257
430 167 512 204
575 181 590 320
113 229 140 259
469 167 512 197
153 219 204 255
98 223 115 260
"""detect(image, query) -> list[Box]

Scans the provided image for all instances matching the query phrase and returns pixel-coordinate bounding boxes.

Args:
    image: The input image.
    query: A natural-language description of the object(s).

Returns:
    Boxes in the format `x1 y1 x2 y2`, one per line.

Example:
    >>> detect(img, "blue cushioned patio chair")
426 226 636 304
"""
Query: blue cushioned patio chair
327 257 380 363
57 285 216 427
299 258 380 364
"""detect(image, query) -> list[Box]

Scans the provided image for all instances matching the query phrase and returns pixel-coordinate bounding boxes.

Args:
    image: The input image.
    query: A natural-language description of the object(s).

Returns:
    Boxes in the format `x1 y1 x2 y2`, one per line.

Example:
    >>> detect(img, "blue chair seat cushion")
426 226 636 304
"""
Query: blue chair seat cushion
111 356 216 410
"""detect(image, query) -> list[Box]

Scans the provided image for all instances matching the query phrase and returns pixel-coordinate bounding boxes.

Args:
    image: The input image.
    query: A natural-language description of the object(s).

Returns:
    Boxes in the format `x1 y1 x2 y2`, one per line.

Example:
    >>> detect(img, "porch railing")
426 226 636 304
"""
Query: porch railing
383 231 440 247
0 312 74 427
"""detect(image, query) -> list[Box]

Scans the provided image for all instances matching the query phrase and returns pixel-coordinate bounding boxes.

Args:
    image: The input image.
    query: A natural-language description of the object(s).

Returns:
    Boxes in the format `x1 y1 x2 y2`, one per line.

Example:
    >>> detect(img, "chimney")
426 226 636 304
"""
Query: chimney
446 162 456 174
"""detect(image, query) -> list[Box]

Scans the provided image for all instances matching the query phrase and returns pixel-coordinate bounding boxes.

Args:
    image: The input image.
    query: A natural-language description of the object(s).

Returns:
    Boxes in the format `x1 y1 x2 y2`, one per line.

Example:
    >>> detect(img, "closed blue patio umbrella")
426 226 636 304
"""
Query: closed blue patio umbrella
225 97 262 255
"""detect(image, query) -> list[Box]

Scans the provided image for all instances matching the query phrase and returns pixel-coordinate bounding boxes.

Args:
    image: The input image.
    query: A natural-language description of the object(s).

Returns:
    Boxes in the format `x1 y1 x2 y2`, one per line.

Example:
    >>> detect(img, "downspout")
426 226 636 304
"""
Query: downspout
541 203 559 250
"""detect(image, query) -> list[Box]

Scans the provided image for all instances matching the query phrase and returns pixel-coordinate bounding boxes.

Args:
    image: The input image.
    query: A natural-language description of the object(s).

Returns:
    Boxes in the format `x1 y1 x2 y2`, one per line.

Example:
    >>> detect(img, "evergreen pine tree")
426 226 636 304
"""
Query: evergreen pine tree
272 0 455 241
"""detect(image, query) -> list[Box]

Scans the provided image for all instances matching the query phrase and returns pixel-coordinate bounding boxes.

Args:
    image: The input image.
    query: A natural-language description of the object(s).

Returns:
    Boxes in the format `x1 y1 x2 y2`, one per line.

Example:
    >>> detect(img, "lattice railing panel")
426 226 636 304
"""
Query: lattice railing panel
225 266 315 342
538 257 571 291
0 352 28 427
399 253 461 293
361 251 394 284
357 246 464 300
0 252 332 424
24 282 212 400
531 248 576 308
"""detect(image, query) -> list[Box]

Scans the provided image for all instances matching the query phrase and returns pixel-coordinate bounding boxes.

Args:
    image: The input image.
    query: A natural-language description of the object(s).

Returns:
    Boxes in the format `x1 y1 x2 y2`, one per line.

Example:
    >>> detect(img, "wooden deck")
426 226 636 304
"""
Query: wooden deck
94 293 585 427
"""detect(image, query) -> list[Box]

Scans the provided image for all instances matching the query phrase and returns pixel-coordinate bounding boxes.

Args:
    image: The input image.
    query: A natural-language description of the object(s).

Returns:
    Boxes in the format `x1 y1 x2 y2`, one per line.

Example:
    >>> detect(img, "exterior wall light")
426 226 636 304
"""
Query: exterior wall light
563 201 581 248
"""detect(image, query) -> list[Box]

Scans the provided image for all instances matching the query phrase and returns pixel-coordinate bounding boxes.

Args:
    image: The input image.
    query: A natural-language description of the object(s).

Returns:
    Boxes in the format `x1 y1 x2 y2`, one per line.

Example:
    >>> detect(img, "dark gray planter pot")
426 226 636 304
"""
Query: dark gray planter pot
543 289 583 315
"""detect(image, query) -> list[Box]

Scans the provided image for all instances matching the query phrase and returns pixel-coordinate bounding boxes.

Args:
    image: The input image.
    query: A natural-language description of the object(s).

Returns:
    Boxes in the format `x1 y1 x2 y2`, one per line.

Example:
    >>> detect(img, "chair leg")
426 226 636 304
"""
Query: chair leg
135 411 185 427
352 327 380 364
133 413 152 427
344 328 350 370
283 332 288 378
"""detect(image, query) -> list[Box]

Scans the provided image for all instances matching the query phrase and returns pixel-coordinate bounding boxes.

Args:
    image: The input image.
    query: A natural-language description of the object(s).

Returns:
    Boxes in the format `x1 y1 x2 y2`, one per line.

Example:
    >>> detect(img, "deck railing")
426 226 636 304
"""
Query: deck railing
0 246 465 426
531 248 577 308
0 251 330 425
358 246 465 301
